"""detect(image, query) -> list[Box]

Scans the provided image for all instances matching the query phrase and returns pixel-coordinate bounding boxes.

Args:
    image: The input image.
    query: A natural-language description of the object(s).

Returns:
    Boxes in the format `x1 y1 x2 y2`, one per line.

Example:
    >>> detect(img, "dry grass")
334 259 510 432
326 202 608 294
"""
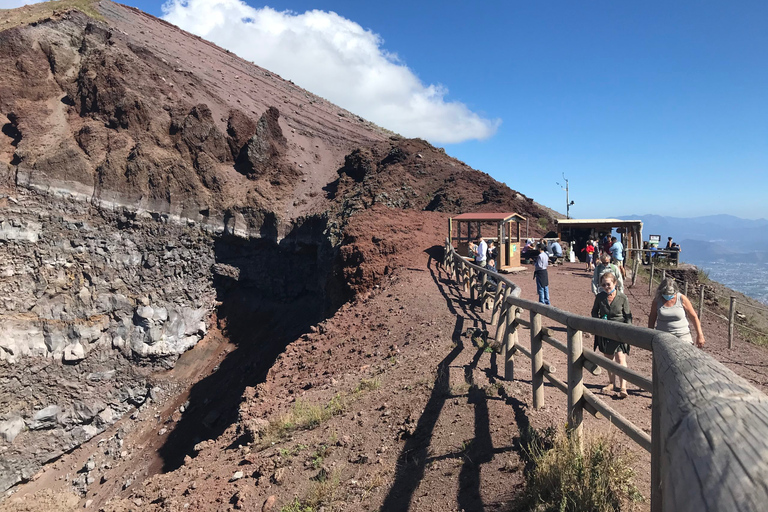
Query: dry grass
512 426 642 512
264 376 381 444
1 0 103 30
278 469 342 512
264 394 347 442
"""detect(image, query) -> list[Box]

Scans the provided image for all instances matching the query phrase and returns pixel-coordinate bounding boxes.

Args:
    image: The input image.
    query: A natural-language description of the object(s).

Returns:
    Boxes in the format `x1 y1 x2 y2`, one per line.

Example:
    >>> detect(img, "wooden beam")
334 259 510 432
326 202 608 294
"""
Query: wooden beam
653 334 768 511
583 350 652 392
504 305 517 381
567 326 584 450
583 389 651 452
530 310 544 409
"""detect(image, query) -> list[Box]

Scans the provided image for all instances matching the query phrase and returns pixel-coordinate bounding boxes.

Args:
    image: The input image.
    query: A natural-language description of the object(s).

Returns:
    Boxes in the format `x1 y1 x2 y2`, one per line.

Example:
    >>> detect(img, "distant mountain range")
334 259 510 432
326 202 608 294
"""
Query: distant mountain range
617 214 768 263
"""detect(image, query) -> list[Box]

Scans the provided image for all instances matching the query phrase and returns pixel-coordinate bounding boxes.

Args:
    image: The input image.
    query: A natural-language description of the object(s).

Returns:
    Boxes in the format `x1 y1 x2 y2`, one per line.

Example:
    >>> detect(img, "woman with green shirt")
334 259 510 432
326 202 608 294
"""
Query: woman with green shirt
591 272 633 398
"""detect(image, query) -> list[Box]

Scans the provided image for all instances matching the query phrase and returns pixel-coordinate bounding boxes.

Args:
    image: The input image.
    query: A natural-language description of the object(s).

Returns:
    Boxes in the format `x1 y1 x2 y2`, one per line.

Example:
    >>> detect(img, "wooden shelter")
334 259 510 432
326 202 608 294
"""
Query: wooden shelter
449 212 526 270
556 218 643 262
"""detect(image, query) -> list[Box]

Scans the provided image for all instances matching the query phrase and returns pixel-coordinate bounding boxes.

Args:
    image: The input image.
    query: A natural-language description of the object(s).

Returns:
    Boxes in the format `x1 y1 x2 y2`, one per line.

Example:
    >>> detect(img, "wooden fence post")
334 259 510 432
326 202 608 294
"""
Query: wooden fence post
650 355 661 512
649 261 654 295
504 306 518 381
661 269 666 282
479 272 487 308
698 285 705 321
530 310 543 409
464 265 475 294
632 256 640 287
729 296 736 349
566 326 584 452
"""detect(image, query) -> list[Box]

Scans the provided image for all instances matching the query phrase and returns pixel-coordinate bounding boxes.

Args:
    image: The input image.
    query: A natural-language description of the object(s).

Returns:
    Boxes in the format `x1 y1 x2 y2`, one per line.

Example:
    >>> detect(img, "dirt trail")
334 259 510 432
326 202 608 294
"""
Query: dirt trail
5 253 768 511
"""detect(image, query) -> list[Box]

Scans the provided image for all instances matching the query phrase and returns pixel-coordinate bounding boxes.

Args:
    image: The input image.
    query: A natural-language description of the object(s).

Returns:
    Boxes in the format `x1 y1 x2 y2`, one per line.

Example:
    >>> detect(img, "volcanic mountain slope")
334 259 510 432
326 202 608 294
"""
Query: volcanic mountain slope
0 0 559 500
0 0 552 233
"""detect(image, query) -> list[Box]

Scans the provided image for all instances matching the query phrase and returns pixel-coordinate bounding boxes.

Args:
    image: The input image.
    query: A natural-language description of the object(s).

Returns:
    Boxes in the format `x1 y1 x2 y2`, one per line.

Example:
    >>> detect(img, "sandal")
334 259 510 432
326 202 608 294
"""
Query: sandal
618 389 629 399
600 385 614 394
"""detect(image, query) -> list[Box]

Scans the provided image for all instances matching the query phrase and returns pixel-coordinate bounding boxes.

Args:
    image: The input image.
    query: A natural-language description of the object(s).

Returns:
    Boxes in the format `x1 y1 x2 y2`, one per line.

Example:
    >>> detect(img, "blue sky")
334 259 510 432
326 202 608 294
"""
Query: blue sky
4 0 767 219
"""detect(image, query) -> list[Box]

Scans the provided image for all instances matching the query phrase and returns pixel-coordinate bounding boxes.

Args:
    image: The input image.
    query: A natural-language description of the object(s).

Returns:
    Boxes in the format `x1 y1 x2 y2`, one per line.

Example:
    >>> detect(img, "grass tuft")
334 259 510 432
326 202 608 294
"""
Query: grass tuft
513 426 642 512
354 377 381 393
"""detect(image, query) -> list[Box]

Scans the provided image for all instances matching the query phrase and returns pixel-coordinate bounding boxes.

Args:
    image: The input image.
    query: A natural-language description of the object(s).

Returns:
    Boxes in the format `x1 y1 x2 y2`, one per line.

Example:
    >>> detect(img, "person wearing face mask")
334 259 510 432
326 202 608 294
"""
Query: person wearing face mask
648 277 705 347
591 272 633 398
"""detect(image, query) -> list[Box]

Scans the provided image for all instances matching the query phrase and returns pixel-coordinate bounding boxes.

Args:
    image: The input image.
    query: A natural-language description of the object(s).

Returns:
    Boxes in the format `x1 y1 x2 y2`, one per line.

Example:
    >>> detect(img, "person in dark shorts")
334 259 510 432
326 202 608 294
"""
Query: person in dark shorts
590 272 633 398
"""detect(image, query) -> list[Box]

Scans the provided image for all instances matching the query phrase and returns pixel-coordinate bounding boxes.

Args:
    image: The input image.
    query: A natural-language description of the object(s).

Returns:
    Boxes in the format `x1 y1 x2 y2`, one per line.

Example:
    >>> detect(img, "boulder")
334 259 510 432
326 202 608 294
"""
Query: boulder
64 342 86 362
28 405 61 430
0 416 25 442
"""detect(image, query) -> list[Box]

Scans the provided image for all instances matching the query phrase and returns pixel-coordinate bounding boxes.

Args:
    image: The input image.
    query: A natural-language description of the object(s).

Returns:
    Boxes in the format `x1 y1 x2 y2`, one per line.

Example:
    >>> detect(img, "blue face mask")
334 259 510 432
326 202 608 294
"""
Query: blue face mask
662 293 675 301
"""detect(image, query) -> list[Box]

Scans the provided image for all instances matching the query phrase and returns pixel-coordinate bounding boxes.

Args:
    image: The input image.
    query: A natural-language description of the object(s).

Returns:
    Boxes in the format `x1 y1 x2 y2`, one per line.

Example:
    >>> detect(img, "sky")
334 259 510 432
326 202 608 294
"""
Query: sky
3 0 767 220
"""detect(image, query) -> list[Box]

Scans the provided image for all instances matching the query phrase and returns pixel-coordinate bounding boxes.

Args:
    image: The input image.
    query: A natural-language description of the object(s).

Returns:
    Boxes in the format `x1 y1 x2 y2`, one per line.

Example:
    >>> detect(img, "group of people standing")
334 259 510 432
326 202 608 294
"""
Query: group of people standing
582 235 626 279
468 233 706 401
524 233 705 400
468 235 498 271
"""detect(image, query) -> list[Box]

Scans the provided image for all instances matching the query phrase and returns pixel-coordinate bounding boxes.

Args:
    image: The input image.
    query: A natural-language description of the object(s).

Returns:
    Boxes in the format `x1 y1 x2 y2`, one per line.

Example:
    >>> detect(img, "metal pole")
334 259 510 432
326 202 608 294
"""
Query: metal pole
698 285 705 321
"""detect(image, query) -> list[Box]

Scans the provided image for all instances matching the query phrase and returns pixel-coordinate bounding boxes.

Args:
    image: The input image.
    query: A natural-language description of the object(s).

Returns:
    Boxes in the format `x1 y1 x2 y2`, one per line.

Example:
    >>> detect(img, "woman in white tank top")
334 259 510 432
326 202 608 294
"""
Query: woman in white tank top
648 278 705 347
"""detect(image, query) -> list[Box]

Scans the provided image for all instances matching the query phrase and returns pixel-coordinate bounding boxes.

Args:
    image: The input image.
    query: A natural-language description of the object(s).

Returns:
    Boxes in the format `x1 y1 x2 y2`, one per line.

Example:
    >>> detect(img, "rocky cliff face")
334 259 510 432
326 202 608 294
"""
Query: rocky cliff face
0 0 557 494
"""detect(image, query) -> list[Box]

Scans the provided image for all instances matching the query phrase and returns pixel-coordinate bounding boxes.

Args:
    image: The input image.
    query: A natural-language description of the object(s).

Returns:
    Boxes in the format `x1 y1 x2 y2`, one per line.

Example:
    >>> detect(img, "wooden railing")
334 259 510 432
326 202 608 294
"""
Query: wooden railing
443 239 768 512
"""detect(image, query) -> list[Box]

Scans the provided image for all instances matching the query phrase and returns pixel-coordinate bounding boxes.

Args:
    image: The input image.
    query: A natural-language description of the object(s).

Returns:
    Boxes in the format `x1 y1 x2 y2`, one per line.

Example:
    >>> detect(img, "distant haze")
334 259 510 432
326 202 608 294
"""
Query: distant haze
619 214 768 261
619 214 768 304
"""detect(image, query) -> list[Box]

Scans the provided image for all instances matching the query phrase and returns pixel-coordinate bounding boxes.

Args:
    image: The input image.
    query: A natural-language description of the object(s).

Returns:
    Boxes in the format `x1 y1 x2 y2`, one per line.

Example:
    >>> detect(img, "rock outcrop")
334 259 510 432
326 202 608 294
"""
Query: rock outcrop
0 0 558 495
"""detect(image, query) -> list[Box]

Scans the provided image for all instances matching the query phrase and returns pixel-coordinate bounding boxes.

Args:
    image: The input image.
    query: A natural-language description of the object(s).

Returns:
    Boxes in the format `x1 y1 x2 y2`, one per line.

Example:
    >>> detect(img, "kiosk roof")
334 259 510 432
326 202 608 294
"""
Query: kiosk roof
451 212 526 222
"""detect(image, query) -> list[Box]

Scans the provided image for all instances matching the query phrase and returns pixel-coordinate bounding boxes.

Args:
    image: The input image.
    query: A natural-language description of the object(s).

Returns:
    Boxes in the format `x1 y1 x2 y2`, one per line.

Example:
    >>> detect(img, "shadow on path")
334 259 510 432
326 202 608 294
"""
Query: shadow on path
381 246 529 510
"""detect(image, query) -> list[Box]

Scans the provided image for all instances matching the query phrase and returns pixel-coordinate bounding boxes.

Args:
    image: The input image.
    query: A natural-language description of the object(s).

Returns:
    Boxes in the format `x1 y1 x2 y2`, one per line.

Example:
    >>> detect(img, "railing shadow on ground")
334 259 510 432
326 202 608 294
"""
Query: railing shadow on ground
380 246 531 510
444 240 768 512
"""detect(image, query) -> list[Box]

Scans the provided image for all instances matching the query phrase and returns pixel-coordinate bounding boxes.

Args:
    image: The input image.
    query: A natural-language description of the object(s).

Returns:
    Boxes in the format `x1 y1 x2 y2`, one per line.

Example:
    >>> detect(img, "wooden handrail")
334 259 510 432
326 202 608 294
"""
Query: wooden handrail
441 239 768 512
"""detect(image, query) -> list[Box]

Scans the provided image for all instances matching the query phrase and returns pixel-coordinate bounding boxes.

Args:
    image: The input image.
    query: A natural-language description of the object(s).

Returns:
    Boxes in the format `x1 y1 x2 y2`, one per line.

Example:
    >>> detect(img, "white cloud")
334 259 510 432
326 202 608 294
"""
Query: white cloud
0 0 46 9
161 0 500 144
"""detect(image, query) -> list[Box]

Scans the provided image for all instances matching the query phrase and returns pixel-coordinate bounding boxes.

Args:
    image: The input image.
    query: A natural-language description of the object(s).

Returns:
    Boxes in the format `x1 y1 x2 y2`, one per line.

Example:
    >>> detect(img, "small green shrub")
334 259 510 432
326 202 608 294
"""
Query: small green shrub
354 377 381 393
513 426 642 512
279 498 314 512
538 217 549 230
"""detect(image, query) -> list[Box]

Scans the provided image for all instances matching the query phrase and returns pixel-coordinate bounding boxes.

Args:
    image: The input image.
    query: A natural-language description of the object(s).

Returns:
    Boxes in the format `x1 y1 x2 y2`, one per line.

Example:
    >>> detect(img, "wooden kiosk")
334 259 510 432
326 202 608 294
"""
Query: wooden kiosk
556 218 643 263
448 212 526 270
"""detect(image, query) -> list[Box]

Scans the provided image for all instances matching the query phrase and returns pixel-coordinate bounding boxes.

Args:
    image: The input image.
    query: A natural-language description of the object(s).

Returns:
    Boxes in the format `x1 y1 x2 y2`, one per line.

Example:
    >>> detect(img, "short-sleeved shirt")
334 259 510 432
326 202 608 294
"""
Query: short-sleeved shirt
610 241 624 261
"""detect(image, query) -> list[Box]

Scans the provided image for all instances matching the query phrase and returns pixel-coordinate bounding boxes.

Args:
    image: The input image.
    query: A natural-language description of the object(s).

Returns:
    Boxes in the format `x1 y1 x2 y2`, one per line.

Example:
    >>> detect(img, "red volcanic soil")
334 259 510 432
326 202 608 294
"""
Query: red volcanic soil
5 211 767 512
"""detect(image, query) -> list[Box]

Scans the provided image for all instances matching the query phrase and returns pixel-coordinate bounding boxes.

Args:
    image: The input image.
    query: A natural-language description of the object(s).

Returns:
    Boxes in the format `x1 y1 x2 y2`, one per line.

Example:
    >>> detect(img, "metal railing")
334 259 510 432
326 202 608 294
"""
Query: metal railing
443 239 768 512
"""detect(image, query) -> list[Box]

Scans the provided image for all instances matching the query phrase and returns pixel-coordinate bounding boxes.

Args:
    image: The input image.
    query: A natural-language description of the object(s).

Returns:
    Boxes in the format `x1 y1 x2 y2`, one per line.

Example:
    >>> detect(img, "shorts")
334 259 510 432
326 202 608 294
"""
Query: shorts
677 332 694 344
587 254 594 264
614 259 624 266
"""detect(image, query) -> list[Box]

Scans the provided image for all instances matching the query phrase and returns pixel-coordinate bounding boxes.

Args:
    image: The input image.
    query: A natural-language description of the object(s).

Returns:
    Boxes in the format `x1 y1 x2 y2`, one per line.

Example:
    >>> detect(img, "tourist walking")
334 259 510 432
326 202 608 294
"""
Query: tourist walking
534 243 550 305
648 278 705 347
610 236 626 279
591 272 632 398
582 239 596 271
591 253 624 295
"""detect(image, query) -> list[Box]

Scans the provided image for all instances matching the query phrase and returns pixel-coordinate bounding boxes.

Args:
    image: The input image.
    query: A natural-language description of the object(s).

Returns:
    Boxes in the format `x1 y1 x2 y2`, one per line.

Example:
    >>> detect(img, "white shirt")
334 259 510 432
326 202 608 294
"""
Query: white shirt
475 240 487 262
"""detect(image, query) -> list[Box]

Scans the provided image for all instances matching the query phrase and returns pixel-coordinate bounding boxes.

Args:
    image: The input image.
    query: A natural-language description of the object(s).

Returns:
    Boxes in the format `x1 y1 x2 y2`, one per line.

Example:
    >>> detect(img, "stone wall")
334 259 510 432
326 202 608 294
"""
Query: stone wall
0 190 339 493
0 192 217 365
